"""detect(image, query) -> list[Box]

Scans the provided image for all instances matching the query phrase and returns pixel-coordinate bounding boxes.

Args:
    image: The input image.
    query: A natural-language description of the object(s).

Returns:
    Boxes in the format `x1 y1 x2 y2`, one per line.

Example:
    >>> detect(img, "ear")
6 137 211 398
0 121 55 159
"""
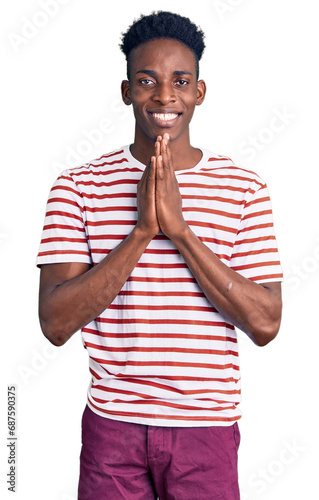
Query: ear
121 80 132 105
196 79 206 106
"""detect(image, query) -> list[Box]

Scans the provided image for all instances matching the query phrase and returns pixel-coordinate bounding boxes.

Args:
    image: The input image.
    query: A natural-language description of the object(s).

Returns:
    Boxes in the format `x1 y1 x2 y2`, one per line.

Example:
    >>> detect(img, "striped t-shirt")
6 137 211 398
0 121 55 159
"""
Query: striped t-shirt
36 145 283 427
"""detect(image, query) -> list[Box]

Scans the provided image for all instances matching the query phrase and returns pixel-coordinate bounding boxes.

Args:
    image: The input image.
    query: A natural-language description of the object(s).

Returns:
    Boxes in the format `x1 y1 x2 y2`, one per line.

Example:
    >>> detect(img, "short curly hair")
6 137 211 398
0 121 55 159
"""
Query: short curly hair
120 11 205 80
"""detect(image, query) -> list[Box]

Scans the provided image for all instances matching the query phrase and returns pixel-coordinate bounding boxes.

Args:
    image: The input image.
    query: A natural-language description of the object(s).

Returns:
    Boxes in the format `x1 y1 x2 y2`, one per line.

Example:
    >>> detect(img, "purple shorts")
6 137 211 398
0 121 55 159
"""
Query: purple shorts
78 406 240 500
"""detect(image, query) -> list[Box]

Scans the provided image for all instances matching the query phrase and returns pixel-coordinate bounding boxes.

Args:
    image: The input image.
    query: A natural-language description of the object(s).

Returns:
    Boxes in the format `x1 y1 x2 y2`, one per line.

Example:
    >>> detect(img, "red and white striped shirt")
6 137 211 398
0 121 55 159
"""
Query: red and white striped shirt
37 146 283 426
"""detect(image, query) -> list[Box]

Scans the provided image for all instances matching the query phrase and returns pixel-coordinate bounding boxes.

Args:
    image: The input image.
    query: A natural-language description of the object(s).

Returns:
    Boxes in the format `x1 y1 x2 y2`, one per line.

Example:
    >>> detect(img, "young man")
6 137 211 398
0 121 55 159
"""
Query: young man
37 11 283 500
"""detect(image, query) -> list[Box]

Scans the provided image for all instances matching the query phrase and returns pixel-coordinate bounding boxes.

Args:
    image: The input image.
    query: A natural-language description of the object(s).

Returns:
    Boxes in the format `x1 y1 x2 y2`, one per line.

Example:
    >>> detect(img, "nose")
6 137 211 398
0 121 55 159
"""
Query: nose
152 81 176 105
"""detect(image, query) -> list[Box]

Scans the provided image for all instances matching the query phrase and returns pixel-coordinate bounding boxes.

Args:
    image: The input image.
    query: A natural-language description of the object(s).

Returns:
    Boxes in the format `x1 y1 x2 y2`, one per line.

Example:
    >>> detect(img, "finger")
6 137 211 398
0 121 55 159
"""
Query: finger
144 156 156 198
159 136 166 161
156 154 164 180
155 136 162 152
163 133 170 142
161 137 173 171
155 139 161 159
140 156 155 189
163 134 172 158
149 156 156 181
139 160 149 185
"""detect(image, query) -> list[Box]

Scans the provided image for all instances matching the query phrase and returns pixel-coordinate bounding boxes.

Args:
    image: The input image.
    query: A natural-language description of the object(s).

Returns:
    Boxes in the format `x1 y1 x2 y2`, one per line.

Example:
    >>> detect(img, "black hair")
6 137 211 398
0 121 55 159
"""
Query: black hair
120 11 205 80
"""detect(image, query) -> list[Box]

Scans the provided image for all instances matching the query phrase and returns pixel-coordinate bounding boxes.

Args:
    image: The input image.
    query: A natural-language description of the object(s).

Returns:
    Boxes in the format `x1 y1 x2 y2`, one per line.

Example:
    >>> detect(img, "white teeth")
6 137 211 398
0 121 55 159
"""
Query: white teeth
152 113 178 121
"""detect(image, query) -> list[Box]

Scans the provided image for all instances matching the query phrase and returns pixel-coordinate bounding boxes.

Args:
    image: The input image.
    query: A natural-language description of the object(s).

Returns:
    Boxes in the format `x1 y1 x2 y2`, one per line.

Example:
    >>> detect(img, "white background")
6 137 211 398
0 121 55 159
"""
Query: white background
1 0 318 498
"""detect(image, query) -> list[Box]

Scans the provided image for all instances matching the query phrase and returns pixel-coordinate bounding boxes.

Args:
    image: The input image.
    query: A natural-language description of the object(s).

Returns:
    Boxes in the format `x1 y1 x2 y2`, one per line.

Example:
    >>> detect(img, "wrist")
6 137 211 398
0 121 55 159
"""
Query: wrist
131 225 155 247
165 221 191 245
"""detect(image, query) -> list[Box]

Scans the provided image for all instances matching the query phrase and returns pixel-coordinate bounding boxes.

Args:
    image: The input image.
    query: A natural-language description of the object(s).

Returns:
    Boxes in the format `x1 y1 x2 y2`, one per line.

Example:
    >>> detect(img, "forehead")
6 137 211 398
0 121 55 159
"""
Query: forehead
129 38 197 74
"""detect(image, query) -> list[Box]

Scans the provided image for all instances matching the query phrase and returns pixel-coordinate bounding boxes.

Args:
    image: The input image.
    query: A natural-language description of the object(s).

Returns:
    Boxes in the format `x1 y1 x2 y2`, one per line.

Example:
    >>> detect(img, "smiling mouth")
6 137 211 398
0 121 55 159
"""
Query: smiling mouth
148 112 181 126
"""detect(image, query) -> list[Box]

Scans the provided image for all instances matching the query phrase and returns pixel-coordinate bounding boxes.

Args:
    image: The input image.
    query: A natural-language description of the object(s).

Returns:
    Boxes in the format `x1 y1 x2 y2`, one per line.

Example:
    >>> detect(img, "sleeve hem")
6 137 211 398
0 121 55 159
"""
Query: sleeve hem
253 276 284 284
36 255 92 268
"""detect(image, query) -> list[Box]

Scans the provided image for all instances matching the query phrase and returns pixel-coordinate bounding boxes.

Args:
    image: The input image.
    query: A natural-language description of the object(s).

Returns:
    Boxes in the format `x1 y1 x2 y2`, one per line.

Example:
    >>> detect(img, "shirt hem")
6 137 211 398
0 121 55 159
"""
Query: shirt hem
86 398 242 428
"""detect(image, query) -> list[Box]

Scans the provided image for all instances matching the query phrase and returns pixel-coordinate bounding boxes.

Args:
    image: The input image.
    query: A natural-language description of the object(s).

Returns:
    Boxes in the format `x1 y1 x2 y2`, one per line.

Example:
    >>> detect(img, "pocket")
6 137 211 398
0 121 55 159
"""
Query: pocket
81 405 105 447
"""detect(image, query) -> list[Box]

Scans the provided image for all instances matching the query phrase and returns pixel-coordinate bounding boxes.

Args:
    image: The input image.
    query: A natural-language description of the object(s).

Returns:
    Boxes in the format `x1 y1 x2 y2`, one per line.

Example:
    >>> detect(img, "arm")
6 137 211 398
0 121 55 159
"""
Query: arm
168 228 282 346
39 158 159 346
154 135 282 346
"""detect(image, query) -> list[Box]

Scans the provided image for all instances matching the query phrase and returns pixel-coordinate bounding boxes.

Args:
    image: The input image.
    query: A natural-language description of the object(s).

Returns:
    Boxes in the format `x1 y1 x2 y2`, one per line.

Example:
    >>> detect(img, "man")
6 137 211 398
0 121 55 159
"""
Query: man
37 11 283 500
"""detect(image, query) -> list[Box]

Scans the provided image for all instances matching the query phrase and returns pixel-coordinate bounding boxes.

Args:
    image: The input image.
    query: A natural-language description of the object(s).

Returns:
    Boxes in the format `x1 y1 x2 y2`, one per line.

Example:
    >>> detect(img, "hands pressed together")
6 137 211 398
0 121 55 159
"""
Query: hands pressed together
39 135 282 348
136 133 188 240
135 134 282 345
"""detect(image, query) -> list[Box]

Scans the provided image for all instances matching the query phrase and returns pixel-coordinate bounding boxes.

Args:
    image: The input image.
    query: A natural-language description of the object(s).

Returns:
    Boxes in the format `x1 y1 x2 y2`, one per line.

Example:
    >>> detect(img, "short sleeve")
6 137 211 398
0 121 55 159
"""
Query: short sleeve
229 184 283 283
36 172 92 267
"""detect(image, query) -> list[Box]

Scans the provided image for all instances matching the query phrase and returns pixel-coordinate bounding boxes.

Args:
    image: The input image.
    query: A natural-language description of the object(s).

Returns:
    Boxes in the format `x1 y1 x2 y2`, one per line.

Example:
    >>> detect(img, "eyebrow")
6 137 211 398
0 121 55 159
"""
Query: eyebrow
136 70 193 76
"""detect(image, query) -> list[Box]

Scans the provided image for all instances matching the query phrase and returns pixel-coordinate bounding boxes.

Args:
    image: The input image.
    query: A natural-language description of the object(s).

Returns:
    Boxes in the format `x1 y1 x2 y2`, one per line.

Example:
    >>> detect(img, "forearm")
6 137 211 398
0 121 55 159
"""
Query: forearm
171 226 282 346
39 227 152 346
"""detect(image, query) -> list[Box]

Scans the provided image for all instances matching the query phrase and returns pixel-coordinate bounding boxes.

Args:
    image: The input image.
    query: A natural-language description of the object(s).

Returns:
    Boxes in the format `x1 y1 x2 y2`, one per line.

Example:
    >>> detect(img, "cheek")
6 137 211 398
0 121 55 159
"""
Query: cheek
183 96 198 114
130 86 148 101
131 102 145 120
130 93 148 113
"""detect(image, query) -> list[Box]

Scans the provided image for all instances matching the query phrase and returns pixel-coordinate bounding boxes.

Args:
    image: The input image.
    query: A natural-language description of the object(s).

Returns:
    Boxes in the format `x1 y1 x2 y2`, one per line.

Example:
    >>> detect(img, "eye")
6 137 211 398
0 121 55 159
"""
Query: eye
139 78 155 86
175 79 190 87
